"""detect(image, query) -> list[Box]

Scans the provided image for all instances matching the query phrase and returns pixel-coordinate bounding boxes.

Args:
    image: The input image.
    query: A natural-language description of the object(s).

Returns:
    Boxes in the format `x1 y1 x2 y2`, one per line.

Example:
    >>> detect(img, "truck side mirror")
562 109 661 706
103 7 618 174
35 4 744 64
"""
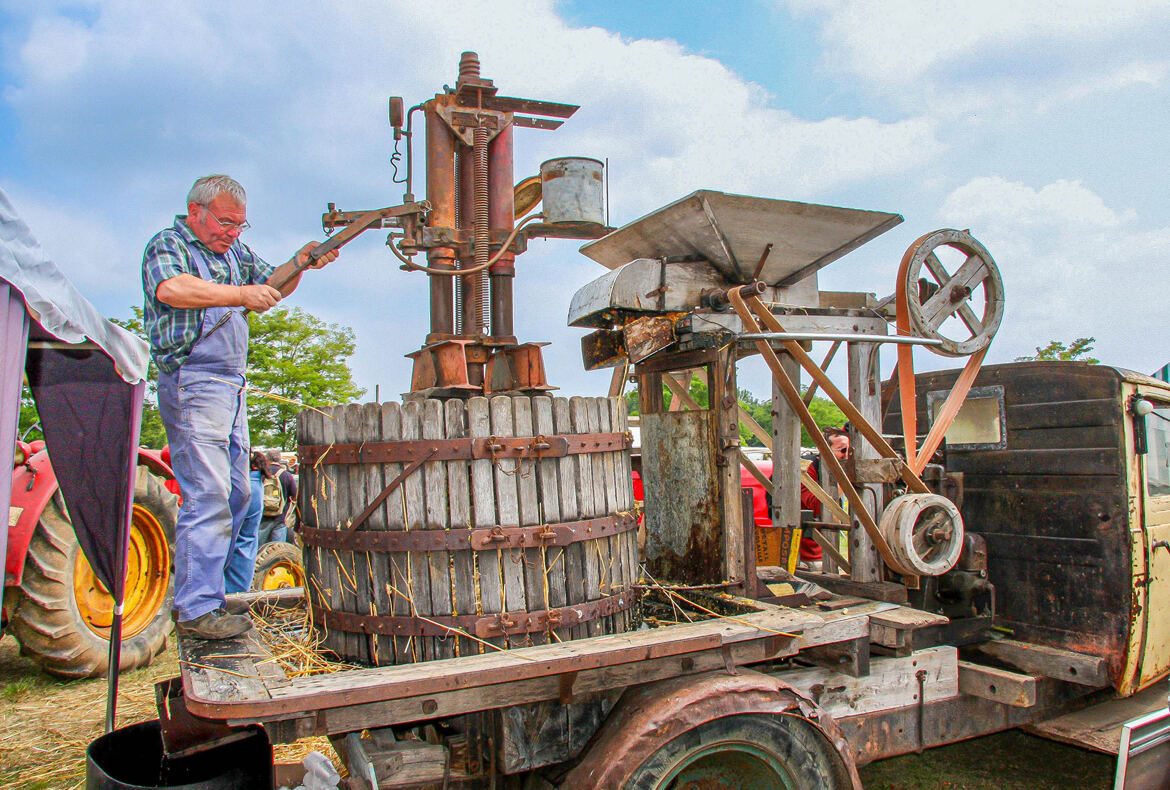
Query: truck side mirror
1132 397 1153 455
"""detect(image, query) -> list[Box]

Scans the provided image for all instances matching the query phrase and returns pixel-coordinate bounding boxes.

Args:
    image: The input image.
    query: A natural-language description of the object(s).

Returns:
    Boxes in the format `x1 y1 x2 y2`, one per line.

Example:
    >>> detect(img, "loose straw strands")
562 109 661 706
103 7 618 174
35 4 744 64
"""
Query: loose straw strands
385 581 539 662
655 585 798 638
250 604 362 678
208 377 332 418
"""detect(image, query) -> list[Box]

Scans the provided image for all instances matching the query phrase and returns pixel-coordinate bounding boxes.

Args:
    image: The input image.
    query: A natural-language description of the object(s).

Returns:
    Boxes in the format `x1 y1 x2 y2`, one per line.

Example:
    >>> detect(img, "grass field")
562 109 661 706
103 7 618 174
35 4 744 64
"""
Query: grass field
0 632 1118 789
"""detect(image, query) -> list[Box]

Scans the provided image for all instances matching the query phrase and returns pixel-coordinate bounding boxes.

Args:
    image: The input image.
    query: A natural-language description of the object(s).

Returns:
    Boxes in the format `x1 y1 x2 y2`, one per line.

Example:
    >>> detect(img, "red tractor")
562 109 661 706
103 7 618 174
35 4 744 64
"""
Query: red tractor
4 439 178 678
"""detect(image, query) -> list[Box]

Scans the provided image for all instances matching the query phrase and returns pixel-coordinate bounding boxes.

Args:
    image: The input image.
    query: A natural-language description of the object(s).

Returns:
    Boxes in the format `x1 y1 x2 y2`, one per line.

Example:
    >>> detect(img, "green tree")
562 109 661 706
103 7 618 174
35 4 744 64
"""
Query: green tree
1016 337 1099 364
246 306 365 450
17 388 42 444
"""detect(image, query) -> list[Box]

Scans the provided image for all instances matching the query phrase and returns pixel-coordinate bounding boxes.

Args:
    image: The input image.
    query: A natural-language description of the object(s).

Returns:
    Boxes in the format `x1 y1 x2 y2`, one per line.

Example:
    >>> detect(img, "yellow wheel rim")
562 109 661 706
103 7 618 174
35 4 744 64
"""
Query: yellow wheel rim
261 560 304 590
73 503 171 639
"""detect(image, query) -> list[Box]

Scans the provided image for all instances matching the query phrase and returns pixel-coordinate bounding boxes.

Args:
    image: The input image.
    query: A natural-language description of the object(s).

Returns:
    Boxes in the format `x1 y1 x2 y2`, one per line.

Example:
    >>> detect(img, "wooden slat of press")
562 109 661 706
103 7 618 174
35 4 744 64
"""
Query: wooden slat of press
400 399 432 663
315 406 345 657
611 398 640 598
511 396 546 647
467 397 505 649
554 397 587 640
445 399 477 657
595 398 623 633
533 396 570 643
585 398 614 631
341 404 369 664
380 402 407 664
359 401 390 666
490 396 528 648
423 399 454 660
603 397 631 632
570 397 603 638
297 411 324 652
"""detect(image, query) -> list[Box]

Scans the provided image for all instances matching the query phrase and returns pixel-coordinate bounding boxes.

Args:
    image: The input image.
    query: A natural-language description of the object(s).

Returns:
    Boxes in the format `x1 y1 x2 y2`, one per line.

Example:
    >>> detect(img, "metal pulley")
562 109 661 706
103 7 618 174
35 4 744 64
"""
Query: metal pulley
897 229 1004 358
893 229 1004 474
879 493 965 576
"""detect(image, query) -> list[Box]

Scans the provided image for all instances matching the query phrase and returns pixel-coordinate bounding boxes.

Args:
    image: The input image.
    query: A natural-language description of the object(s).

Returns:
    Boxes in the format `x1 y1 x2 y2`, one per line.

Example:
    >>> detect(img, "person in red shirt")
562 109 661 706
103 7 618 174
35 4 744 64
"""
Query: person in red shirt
799 426 851 568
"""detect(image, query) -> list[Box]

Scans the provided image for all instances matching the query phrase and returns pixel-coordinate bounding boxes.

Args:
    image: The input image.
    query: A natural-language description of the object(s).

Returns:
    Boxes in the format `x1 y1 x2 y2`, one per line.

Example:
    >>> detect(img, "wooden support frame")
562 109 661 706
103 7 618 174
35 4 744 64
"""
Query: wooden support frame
728 288 919 581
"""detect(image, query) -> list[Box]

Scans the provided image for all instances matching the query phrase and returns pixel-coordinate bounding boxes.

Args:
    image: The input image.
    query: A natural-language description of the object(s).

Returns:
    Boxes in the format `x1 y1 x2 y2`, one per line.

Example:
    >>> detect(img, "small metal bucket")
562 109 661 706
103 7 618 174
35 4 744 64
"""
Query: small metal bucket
540 157 605 225
86 720 272 789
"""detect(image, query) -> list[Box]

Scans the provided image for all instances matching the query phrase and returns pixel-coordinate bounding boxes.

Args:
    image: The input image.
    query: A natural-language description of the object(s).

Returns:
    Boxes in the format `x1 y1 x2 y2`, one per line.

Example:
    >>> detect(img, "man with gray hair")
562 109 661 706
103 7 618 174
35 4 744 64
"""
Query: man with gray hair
142 174 338 640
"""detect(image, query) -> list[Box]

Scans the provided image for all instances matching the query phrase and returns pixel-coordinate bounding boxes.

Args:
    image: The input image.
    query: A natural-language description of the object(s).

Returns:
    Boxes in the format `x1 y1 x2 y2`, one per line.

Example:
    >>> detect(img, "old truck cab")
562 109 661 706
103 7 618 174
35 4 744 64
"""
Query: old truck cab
890 361 1170 697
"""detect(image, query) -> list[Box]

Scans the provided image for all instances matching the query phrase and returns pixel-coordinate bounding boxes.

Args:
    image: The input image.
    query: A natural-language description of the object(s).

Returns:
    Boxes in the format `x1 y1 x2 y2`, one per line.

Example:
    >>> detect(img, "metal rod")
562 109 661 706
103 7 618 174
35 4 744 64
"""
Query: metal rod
425 104 456 338
488 122 515 339
738 332 943 346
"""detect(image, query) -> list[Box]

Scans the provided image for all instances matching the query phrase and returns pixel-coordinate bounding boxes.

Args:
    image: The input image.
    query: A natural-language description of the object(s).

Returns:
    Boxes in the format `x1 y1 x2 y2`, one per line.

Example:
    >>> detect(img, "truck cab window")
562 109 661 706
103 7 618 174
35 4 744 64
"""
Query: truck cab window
1147 404 1170 497
927 384 1006 450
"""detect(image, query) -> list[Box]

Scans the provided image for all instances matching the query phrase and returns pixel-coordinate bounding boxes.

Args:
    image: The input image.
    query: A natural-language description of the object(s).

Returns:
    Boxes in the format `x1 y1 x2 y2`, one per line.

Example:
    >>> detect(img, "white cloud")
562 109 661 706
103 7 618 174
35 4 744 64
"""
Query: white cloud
786 0 1170 112
1 0 945 396
937 176 1168 373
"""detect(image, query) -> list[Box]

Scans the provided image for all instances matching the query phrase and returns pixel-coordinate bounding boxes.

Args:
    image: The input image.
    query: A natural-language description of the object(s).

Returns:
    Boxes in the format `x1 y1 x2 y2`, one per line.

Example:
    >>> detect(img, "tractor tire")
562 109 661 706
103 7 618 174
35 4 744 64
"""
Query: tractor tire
621 713 853 790
251 541 305 591
9 466 177 679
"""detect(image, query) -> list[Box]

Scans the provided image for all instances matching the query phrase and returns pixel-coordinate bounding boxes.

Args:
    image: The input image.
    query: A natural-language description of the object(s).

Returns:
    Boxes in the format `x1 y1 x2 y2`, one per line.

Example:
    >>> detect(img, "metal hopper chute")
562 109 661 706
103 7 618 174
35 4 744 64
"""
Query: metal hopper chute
578 189 902 285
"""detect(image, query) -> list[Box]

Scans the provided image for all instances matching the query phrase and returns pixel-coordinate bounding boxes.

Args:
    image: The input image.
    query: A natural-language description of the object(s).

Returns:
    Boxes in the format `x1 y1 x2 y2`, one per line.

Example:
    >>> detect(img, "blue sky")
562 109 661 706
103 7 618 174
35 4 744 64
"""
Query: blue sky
1 0 1167 400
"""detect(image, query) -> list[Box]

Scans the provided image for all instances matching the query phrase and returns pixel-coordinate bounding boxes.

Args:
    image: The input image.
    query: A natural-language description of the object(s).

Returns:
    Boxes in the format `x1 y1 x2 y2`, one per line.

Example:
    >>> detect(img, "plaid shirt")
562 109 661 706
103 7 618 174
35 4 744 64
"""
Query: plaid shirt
142 216 275 373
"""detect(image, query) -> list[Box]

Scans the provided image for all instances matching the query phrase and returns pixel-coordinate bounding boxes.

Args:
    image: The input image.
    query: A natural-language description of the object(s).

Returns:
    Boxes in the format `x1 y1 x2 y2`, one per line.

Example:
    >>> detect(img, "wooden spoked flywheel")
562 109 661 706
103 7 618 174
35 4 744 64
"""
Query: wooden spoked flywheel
897 229 1004 358
894 229 1004 474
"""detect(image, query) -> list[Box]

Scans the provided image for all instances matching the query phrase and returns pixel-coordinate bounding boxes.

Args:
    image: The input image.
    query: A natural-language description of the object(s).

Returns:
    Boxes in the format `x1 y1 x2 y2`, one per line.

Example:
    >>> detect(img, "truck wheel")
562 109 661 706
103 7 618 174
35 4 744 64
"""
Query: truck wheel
251 541 304 590
622 713 852 790
10 467 177 679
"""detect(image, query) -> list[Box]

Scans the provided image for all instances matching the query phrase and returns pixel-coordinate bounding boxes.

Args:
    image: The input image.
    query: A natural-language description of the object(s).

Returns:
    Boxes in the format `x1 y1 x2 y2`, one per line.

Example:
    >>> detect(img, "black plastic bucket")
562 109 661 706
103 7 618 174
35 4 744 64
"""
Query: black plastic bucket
86 720 273 789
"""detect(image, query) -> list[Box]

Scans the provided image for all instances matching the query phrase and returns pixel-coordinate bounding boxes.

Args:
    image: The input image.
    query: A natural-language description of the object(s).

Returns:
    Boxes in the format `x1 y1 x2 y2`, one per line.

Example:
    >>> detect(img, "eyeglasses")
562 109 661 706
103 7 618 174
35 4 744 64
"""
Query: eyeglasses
200 205 251 233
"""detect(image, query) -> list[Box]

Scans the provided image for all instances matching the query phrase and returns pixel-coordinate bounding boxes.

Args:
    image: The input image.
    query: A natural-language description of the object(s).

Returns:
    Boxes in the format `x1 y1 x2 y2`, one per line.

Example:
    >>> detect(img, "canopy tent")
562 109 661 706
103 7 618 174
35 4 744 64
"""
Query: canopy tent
0 187 149 730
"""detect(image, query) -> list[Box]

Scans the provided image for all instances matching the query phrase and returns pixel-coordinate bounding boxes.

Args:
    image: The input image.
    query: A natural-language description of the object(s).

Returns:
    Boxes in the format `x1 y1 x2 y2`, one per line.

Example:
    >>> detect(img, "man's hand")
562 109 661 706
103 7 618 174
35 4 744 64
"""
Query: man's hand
240 283 282 312
294 242 339 270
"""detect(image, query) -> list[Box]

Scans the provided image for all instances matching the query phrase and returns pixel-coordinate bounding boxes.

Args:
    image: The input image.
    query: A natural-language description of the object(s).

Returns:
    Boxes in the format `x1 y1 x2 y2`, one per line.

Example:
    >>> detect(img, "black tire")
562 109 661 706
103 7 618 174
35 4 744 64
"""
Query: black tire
623 713 853 790
250 541 305 590
10 466 177 679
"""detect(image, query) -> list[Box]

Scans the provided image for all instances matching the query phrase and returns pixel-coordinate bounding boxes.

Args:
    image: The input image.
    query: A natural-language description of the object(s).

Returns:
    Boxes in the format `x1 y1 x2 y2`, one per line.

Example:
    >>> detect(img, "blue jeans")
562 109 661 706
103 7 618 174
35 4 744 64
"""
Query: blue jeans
225 469 264 593
158 369 250 620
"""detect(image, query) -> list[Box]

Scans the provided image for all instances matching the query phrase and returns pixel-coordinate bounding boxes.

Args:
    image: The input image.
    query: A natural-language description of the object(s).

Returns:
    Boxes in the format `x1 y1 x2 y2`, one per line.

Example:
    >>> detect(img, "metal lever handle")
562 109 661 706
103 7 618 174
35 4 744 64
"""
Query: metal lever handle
202 245 326 340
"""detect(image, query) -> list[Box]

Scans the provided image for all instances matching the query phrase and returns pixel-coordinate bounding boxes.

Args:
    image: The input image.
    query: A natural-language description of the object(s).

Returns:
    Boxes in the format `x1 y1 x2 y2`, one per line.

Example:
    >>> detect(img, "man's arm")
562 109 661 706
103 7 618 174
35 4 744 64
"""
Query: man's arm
156 274 281 312
264 243 339 297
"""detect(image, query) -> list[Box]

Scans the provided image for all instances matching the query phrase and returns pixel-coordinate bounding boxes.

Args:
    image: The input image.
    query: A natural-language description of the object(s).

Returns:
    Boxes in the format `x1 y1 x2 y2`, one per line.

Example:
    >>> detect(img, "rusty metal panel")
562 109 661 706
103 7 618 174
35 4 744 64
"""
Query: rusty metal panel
642 410 722 583
580 329 626 370
623 315 675 363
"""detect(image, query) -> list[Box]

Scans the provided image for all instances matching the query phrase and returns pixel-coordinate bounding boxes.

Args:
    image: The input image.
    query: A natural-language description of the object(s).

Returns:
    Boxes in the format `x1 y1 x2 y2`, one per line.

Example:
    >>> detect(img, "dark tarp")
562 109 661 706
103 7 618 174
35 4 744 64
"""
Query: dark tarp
1 187 149 726
24 323 144 601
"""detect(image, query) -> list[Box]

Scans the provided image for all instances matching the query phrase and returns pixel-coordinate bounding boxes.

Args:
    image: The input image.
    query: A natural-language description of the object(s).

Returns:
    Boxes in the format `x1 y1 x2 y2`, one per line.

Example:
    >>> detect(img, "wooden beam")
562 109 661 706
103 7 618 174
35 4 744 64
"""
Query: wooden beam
973 639 1111 688
796 571 908 604
781 646 958 720
958 661 1039 708
868 607 949 653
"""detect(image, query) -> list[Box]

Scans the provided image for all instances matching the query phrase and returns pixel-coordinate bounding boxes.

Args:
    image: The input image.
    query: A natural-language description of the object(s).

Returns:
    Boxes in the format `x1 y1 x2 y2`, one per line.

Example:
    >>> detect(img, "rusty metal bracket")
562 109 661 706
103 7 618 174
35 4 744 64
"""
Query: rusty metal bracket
300 432 631 467
311 587 634 639
345 449 437 533
300 513 638 554
475 435 569 458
